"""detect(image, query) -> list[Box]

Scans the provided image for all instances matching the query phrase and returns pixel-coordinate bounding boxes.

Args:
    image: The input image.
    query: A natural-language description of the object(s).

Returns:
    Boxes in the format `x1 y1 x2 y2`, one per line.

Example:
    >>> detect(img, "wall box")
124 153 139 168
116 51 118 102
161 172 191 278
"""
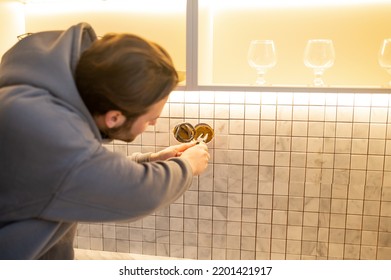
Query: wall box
2 0 391 92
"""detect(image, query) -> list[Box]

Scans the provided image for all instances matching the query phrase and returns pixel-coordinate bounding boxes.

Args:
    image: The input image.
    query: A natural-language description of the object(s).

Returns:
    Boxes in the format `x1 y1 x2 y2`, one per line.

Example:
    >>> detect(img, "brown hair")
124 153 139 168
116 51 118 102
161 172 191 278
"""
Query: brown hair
75 33 178 119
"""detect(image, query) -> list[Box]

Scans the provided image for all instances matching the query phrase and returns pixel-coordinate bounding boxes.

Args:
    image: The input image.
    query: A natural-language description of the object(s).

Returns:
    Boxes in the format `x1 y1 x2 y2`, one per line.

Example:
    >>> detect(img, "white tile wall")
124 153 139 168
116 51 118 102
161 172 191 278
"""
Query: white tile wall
75 90 391 260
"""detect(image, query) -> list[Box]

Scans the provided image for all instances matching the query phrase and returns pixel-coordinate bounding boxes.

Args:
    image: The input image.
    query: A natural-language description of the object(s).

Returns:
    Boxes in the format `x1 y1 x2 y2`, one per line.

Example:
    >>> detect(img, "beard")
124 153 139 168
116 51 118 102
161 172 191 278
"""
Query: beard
100 118 136 143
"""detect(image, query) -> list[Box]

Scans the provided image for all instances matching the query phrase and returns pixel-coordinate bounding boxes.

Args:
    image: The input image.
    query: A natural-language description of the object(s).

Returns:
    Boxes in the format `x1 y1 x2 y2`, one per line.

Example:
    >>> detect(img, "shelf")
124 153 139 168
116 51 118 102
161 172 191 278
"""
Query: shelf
178 84 391 94
195 0 391 91
3 0 391 92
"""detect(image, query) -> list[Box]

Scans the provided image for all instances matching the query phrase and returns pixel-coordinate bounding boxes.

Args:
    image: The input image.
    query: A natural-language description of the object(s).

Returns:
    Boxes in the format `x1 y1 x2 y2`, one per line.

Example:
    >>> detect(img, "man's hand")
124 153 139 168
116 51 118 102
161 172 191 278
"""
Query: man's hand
150 142 197 161
150 142 210 176
180 142 210 175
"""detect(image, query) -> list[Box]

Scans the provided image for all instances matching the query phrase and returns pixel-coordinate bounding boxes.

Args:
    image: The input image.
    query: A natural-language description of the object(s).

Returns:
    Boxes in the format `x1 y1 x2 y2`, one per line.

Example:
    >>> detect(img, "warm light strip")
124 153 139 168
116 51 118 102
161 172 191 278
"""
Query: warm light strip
23 0 185 14
174 90 391 108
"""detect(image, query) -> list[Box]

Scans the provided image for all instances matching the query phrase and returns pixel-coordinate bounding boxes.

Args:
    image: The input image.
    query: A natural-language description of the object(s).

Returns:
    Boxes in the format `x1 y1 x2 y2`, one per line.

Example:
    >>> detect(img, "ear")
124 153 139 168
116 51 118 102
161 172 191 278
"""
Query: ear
104 110 126 129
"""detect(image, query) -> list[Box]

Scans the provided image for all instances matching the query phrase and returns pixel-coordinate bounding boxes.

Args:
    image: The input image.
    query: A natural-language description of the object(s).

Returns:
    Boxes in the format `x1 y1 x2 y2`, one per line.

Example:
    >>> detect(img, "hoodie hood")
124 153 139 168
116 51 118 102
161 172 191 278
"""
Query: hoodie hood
0 22 100 138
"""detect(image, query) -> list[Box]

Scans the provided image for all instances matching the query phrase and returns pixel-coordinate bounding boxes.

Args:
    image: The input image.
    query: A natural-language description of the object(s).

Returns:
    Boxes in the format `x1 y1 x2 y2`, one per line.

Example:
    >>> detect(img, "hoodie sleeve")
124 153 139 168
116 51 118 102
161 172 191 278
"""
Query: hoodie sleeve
0 23 194 226
0 85 193 224
129 152 153 163
41 145 193 222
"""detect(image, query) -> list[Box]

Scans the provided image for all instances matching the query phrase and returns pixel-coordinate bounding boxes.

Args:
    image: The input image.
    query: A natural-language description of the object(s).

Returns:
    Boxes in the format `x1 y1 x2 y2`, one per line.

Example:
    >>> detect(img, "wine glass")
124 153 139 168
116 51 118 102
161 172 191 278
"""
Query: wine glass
304 39 335 86
378 38 391 86
247 40 277 85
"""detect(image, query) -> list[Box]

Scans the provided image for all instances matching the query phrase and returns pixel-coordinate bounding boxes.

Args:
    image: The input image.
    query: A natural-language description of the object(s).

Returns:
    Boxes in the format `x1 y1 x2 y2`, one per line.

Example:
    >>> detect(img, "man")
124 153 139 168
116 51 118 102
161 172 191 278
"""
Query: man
0 23 209 259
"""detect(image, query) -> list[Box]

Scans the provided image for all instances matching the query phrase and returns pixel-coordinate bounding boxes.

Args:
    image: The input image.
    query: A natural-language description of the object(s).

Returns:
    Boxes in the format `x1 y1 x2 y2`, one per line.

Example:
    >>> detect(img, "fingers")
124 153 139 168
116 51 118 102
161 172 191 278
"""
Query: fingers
175 142 197 152
197 141 208 149
194 142 210 162
170 142 196 158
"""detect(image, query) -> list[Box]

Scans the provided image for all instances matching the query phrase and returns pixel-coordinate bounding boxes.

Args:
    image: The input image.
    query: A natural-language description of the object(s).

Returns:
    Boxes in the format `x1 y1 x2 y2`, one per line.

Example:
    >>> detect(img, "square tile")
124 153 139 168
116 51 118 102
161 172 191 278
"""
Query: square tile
76 91 391 261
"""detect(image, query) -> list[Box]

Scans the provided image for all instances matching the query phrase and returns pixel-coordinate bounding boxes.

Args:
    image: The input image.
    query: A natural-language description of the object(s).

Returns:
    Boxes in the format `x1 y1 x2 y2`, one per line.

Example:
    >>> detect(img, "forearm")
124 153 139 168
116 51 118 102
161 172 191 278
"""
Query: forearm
129 152 153 163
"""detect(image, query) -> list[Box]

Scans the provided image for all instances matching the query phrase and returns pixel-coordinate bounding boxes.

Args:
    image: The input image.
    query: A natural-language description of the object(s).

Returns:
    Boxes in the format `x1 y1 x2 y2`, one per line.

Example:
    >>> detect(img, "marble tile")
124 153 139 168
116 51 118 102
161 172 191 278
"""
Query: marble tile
75 91 391 260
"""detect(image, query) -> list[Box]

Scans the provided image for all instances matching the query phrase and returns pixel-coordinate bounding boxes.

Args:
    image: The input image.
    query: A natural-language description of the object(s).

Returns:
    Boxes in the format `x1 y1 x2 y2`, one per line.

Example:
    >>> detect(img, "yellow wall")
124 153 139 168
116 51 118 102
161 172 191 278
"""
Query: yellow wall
0 1 25 59
23 1 187 73
204 2 391 87
3 0 391 88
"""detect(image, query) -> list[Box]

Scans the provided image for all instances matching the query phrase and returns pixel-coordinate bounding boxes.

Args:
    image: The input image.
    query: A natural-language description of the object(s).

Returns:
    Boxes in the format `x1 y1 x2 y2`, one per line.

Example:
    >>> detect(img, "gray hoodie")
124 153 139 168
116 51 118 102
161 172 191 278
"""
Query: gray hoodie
0 23 193 259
